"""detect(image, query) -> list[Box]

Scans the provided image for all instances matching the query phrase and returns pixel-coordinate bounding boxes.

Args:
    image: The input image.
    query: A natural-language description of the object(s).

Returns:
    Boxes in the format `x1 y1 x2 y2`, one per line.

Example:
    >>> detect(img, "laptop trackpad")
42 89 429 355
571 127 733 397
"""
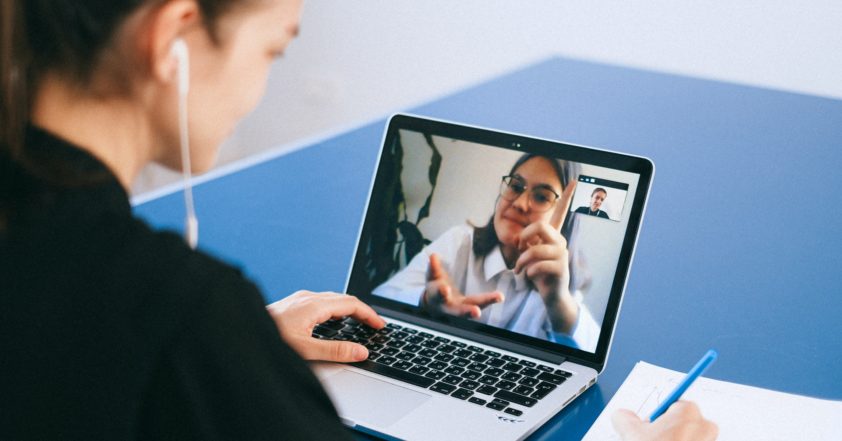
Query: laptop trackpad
322 369 431 428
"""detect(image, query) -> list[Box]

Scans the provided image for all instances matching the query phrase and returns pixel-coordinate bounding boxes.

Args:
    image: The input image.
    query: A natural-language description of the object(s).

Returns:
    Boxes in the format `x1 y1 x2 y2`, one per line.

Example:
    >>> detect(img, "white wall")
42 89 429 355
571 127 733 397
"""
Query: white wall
134 0 842 195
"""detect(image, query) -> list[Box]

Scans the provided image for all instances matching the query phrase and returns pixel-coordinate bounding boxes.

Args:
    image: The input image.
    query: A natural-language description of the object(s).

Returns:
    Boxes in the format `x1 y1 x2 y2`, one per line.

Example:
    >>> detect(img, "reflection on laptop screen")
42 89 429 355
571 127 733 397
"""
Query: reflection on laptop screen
351 126 642 355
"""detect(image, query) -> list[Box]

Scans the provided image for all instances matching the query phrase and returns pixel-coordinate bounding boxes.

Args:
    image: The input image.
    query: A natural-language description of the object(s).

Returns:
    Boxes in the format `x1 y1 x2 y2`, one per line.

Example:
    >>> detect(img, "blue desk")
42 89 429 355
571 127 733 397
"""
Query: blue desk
135 57 842 440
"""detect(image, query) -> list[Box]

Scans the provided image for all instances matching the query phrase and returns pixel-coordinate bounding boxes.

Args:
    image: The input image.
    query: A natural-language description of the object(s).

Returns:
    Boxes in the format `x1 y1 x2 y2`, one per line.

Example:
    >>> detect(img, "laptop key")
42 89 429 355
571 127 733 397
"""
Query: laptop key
494 390 537 407
403 344 422 353
460 380 481 390
433 353 454 363
418 348 437 358
536 381 557 390
386 323 402 330
466 362 487 372
418 332 434 339
381 347 399 356
430 382 457 394
485 367 505 377
519 377 540 387
536 365 554 372
444 365 465 375
408 365 429 375
452 358 471 368
504 408 523 417
468 397 486 405
377 355 398 365
555 369 573 378
503 362 523 373
351 360 434 388
531 388 552 400
313 325 338 337
451 341 467 348
424 370 446 380
467 345 484 352
442 374 463 385
320 320 346 331
393 361 413 371
486 358 506 368
469 353 489 363
385 340 407 349
367 352 381 361
518 360 537 368
434 336 451 344
451 388 474 400
461 370 481 380
407 335 424 344
428 361 447 371
514 385 534 396
484 350 501 358
502 355 518 362
496 380 516 391
502 372 522 382
521 367 541 378
412 356 432 366
477 385 498 396
538 372 566 385
421 340 441 349
486 401 506 411
453 349 473 358
438 344 457 354
478 375 498 385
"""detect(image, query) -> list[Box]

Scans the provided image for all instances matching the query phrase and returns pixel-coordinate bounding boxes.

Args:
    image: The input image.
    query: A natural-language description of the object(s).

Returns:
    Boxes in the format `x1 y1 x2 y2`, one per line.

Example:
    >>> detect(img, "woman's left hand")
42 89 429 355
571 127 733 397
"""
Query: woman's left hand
513 220 570 299
513 179 579 332
266 291 386 363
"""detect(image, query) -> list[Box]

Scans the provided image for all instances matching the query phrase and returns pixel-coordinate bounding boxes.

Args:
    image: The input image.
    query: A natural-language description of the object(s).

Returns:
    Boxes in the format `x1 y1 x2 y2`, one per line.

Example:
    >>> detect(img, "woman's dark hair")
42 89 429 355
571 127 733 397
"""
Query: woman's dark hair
473 153 580 257
0 0 245 161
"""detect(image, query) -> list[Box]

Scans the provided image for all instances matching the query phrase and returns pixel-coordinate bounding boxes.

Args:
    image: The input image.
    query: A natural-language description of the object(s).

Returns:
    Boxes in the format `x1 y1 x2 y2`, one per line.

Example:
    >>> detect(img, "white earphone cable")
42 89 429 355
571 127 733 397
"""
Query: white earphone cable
174 39 198 249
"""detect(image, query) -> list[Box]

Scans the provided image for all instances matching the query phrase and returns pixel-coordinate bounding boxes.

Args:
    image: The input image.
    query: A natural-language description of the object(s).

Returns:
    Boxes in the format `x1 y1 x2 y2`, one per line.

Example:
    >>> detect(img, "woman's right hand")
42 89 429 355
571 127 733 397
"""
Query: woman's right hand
612 401 718 441
421 253 504 319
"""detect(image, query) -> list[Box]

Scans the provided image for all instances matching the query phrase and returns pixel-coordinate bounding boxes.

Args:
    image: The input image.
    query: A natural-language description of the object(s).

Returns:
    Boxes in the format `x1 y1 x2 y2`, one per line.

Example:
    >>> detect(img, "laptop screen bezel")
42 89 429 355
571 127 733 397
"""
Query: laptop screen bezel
345 114 654 370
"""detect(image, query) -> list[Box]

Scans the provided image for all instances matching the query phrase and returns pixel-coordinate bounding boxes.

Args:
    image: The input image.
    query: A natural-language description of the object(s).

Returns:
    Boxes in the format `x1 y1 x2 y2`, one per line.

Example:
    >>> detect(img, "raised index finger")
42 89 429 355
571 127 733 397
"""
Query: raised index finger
550 177 577 230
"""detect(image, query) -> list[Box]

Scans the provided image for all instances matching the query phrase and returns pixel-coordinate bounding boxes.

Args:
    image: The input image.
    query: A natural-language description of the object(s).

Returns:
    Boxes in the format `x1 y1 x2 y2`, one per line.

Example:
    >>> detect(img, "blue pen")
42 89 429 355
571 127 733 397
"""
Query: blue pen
648 349 718 422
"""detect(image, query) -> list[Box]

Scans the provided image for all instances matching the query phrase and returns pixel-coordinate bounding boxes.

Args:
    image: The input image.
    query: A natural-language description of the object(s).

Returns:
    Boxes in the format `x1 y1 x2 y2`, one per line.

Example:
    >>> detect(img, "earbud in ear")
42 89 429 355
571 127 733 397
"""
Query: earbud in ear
171 38 190 97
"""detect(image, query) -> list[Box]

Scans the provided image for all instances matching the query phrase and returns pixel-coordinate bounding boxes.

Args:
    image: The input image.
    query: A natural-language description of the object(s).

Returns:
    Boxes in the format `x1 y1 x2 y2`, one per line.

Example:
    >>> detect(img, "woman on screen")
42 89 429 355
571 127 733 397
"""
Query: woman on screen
374 153 600 352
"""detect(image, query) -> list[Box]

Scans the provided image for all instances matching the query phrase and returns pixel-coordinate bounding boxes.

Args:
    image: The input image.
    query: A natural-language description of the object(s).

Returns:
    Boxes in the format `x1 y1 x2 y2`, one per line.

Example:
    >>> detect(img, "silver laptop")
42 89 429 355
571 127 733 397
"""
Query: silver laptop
312 114 654 440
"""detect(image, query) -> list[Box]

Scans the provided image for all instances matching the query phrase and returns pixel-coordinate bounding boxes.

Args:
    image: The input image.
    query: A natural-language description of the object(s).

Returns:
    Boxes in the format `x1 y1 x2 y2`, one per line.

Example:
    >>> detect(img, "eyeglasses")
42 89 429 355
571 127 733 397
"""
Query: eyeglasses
499 175 560 212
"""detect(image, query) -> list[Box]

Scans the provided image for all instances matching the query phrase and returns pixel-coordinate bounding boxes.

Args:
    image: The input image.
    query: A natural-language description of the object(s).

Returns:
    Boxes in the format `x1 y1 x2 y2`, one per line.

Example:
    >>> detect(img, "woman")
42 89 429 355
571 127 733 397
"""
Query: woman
0 0 716 439
375 154 601 351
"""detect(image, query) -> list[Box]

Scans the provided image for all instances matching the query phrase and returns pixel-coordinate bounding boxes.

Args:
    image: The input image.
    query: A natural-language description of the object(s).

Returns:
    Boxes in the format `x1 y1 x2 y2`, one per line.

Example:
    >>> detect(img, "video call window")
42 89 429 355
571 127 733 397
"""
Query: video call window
353 129 640 354
570 175 629 222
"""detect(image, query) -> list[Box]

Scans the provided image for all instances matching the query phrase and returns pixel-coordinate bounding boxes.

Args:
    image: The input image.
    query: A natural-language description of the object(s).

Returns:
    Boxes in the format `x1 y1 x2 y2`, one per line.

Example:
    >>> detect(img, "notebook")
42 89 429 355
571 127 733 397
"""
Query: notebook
311 114 654 440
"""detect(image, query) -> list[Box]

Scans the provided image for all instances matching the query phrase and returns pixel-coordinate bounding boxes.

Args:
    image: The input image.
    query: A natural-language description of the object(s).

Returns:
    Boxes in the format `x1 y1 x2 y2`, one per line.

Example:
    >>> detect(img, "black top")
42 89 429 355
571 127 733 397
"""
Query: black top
574 206 610 219
0 127 350 440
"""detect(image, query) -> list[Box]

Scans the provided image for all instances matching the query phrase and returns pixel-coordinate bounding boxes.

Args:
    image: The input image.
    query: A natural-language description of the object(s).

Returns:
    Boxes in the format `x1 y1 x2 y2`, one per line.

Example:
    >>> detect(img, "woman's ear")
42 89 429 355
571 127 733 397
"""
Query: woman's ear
138 0 200 86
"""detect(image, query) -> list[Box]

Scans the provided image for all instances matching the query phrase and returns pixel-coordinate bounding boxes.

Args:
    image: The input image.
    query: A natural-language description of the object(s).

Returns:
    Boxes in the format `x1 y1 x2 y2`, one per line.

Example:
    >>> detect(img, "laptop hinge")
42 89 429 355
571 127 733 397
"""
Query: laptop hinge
376 307 566 365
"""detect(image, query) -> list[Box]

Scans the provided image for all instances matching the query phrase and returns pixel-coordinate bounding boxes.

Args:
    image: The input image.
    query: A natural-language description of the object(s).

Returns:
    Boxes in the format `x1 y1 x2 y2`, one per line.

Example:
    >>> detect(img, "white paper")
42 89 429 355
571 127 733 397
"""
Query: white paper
583 361 842 441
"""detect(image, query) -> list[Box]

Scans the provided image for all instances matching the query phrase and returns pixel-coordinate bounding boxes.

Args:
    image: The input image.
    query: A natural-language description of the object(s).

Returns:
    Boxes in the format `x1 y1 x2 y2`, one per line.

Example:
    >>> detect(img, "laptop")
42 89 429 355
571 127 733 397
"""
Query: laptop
311 114 654 440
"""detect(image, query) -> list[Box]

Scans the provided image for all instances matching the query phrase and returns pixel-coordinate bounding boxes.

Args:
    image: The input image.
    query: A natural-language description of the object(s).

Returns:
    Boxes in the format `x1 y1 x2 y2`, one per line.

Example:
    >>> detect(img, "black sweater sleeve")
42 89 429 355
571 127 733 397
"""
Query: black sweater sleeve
138 265 351 441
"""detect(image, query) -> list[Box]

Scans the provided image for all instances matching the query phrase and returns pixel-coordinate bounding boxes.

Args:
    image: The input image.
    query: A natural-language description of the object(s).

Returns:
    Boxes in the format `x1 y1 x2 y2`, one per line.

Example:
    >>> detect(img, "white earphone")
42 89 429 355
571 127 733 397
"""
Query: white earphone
172 38 198 249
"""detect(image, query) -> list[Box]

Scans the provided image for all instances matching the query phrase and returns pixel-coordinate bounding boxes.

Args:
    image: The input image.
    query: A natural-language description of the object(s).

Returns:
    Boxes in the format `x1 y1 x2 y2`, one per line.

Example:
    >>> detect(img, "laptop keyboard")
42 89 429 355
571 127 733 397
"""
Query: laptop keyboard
312 317 573 416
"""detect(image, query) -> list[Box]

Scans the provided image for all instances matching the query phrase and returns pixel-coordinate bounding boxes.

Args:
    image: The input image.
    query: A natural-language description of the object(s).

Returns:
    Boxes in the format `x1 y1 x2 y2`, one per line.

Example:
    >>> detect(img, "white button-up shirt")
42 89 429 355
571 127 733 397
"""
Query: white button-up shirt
373 225 600 352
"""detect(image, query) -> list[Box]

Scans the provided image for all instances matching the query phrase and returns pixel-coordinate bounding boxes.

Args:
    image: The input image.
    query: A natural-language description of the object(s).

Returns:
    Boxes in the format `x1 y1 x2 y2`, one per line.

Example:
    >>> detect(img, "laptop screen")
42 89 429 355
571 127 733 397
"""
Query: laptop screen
348 115 653 367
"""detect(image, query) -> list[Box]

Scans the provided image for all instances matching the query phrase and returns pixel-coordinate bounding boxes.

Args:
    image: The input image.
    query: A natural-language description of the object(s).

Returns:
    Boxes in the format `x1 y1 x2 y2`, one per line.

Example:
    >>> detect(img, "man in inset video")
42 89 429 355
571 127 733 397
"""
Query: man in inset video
575 187 611 219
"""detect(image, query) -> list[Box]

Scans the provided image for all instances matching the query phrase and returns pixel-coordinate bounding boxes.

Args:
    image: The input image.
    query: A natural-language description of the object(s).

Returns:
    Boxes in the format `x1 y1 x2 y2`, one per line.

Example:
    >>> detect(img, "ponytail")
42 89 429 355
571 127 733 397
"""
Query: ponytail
1 0 29 159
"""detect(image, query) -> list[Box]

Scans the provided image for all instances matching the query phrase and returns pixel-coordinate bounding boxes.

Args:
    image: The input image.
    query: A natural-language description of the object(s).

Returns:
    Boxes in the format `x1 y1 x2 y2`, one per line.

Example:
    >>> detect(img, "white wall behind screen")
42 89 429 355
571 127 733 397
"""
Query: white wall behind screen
135 0 842 196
